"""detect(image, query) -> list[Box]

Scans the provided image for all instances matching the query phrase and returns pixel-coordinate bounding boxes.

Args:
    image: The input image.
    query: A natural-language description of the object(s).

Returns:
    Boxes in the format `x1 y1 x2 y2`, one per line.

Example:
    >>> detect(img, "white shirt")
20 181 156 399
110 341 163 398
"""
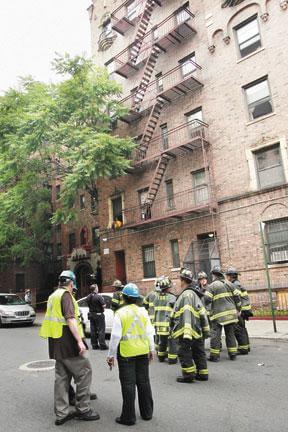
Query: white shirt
108 306 155 358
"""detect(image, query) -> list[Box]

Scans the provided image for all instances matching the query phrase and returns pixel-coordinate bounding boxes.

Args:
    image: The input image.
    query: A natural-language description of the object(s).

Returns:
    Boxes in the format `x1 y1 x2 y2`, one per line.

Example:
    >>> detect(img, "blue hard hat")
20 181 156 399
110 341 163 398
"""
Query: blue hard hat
59 270 77 290
122 283 140 298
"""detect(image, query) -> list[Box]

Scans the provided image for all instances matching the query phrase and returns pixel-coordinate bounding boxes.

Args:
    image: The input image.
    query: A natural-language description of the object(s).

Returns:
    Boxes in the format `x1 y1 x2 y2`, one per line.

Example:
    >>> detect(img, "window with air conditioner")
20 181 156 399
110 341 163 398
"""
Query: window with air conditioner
244 77 273 120
265 218 288 264
254 144 285 190
235 15 261 58
179 53 196 78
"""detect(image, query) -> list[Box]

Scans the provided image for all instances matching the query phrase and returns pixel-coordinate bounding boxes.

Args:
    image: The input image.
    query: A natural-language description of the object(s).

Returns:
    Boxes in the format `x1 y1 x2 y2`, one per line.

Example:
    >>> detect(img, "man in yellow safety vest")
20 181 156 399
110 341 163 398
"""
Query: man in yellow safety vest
107 283 155 426
40 270 100 426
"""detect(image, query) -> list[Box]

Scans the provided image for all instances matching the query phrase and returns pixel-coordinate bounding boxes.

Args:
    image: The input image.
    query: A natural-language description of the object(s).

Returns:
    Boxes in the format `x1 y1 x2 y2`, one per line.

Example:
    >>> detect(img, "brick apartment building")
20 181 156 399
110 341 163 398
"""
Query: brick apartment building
84 0 288 303
3 0 288 307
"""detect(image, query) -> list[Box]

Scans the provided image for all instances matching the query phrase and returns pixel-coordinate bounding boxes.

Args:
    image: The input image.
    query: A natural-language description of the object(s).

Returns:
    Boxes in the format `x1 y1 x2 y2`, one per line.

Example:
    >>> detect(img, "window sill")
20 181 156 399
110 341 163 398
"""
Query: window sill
246 112 276 126
171 267 181 272
141 277 156 282
237 47 265 64
268 262 288 269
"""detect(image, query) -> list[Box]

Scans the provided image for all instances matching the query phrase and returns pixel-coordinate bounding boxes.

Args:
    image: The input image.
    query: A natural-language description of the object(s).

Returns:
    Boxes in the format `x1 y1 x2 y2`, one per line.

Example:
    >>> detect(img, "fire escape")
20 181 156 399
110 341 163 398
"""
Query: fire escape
111 3 208 228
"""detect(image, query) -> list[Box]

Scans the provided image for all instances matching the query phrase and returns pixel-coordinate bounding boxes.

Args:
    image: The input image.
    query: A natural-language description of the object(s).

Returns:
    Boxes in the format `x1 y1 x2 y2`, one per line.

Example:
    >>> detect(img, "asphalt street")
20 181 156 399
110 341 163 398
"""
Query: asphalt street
0 324 287 432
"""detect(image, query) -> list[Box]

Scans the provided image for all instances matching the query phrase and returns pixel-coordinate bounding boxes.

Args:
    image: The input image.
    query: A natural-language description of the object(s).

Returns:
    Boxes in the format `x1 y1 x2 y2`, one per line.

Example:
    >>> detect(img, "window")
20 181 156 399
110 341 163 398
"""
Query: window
254 144 285 189
265 218 288 264
127 0 139 21
15 274 25 292
160 123 169 150
80 194 85 209
56 185 61 200
192 169 209 205
186 108 203 134
92 227 101 253
170 239 180 268
69 233 76 253
235 15 261 58
244 77 273 120
156 72 163 93
179 53 196 77
111 195 123 228
91 194 98 214
142 245 156 278
56 243 62 257
176 5 190 24
166 180 175 209
80 228 88 246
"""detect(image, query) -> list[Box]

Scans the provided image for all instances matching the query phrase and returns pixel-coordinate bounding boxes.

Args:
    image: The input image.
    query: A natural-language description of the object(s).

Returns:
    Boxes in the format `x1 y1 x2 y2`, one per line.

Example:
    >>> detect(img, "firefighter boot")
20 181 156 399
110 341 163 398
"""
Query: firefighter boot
177 374 195 383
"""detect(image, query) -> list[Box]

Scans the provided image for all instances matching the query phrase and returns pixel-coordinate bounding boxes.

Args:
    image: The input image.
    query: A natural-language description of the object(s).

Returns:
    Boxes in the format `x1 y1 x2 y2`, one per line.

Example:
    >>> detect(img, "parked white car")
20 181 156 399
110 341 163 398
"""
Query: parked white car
0 293 36 326
78 293 114 337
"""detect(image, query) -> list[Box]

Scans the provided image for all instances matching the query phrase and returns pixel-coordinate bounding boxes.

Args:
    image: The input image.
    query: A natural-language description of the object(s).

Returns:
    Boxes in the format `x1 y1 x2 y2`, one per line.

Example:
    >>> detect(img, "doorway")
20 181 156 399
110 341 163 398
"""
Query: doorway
74 262 93 298
115 250 127 285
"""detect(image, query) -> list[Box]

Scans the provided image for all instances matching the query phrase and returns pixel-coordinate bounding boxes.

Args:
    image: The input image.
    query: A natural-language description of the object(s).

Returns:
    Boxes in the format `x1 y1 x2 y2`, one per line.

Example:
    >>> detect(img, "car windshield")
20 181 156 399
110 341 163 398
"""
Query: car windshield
0 295 26 305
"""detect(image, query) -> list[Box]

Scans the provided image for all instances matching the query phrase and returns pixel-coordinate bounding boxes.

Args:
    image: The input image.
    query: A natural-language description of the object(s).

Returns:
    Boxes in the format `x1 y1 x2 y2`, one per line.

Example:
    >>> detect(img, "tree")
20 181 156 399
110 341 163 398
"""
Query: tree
0 54 135 268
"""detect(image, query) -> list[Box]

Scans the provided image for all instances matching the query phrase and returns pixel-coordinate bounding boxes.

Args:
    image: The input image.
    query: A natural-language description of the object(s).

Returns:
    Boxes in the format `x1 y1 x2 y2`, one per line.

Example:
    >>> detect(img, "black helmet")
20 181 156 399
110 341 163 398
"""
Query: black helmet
225 266 239 276
211 265 224 277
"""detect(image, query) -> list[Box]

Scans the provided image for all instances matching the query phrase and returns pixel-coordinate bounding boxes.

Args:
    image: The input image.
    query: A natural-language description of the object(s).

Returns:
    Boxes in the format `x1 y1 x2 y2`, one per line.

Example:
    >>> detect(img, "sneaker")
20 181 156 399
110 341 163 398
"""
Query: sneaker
55 412 76 426
115 417 135 426
75 409 100 421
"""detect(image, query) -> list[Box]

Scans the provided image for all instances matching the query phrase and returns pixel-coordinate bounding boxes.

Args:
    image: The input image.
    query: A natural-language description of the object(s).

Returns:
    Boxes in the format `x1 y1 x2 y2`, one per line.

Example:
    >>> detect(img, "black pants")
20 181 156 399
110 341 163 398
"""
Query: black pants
178 338 208 378
157 335 178 363
118 355 153 424
210 322 237 358
234 316 250 353
90 313 106 349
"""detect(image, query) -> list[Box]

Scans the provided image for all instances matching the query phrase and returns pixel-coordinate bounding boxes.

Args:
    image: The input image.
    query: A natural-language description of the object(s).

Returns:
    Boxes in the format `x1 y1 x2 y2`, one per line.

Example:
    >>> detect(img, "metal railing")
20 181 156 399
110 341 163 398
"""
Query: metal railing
132 119 209 162
120 60 202 113
112 7 194 70
123 186 210 226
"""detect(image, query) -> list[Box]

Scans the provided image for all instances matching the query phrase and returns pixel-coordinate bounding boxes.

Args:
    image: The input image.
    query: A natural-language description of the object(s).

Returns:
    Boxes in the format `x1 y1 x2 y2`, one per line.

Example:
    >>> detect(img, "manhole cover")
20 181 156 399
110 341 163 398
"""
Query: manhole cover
19 360 55 372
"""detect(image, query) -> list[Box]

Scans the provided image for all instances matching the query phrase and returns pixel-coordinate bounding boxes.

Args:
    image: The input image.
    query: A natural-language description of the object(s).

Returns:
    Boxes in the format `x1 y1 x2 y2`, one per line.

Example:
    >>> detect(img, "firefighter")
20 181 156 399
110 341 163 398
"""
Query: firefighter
205 266 241 362
143 283 161 324
153 276 178 364
171 269 210 383
111 279 124 312
225 266 253 354
197 271 208 295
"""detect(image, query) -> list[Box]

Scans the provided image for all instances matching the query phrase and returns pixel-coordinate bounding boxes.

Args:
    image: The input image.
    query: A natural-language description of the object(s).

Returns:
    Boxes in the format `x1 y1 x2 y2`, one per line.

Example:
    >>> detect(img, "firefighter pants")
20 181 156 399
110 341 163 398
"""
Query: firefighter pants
117 354 153 424
157 335 178 363
234 316 250 353
210 322 237 359
178 338 208 379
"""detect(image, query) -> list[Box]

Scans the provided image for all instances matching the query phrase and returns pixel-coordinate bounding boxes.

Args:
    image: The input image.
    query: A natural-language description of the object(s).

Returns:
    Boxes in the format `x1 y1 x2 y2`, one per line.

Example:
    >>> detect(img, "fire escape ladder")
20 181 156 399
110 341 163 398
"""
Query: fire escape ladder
138 98 165 159
130 0 158 62
132 45 162 109
146 154 171 207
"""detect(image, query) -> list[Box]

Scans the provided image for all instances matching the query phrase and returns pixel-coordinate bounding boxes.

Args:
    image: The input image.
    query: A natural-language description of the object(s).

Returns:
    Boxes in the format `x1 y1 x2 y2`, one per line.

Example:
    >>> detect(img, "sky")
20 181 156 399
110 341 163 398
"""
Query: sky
0 0 92 93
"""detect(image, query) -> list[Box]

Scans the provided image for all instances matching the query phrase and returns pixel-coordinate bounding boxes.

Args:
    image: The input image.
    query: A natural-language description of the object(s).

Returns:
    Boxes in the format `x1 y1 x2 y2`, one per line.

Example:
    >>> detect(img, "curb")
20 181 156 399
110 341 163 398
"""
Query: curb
250 336 288 342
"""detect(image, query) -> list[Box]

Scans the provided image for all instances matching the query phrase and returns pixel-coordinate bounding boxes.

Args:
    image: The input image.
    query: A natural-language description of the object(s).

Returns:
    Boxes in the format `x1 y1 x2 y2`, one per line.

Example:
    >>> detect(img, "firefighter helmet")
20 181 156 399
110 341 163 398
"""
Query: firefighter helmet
122 283 140 298
197 271 208 280
179 268 193 282
155 276 172 291
225 266 240 276
211 265 224 276
113 279 124 290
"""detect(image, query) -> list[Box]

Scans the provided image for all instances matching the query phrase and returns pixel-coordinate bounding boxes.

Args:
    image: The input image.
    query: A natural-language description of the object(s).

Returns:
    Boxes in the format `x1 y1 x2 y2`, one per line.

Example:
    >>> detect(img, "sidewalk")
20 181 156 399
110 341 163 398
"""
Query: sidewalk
35 314 288 341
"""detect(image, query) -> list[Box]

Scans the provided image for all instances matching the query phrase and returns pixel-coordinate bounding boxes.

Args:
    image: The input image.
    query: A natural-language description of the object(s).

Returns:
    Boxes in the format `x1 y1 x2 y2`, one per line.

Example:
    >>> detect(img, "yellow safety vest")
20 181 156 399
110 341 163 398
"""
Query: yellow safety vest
39 288 84 339
117 304 150 358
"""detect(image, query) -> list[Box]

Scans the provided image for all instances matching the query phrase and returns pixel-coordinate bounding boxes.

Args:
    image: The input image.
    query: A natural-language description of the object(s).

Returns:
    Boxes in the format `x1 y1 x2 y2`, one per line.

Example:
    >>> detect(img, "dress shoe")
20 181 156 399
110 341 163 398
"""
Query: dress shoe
75 409 100 421
55 412 75 426
176 375 195 383
115 417 135 426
